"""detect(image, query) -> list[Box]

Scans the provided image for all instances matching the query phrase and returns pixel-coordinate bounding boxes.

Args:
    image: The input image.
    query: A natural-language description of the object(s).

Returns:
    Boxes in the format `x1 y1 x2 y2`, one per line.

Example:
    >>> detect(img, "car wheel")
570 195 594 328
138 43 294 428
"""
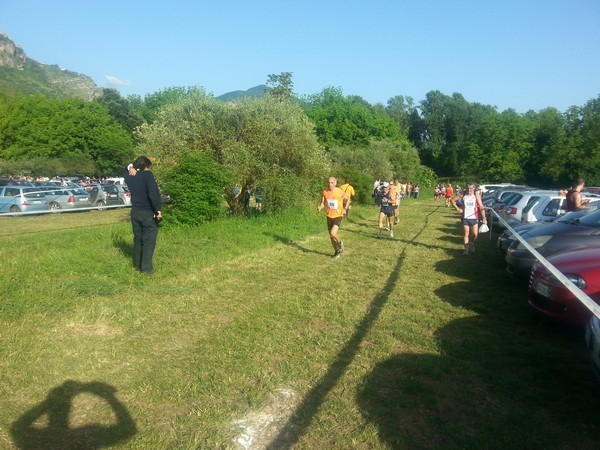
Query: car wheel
96 200 107 211
50 202 62 212
9 205 20 213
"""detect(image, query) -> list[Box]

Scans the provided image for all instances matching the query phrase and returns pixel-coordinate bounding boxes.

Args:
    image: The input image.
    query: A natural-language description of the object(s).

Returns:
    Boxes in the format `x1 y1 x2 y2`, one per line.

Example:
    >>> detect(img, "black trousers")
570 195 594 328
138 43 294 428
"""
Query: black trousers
131 208 158 273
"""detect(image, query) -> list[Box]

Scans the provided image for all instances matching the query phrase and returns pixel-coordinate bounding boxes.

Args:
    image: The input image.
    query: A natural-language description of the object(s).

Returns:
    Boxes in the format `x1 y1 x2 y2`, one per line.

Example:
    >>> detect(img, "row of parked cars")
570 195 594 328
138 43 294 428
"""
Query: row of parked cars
482 184 600 381
0 178 131 214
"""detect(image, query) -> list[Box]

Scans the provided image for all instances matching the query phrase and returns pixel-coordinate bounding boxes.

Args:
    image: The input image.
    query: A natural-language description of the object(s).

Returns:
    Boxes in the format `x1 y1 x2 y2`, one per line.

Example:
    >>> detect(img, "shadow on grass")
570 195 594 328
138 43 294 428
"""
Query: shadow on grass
268 206 441 448
112 235 133 260
264 233 331 256
11 380 137 450
357 223 600 448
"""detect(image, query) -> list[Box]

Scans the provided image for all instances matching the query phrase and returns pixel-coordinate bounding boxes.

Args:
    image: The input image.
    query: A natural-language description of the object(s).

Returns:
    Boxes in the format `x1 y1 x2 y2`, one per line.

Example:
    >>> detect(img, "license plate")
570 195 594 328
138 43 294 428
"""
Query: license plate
33 200 42 204
535 283 552 298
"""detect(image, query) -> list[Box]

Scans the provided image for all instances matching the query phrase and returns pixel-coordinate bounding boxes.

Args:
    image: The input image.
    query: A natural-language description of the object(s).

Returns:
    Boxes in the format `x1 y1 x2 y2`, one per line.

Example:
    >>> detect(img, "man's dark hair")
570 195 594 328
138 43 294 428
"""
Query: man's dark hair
573 178 585 188
133 156 152 170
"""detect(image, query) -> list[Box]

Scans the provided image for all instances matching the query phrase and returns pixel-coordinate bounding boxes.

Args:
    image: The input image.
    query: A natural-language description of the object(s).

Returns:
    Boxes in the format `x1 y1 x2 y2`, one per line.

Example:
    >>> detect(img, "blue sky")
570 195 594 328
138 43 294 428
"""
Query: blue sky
1 0 599 112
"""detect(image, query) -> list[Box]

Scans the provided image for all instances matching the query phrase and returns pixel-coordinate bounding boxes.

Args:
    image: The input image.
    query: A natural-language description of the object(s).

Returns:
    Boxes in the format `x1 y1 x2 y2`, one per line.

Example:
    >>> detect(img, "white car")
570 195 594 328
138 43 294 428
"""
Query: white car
521 196 600 224
502 190 562 226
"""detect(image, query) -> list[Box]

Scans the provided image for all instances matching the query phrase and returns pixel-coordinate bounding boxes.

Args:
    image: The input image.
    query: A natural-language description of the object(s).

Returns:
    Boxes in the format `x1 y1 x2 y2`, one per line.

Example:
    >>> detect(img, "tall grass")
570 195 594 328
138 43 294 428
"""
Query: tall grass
0 200 598 449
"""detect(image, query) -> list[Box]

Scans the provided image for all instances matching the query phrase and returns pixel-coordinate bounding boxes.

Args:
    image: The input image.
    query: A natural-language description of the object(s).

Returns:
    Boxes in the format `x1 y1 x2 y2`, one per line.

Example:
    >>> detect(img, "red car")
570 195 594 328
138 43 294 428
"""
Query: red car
528 247 600 326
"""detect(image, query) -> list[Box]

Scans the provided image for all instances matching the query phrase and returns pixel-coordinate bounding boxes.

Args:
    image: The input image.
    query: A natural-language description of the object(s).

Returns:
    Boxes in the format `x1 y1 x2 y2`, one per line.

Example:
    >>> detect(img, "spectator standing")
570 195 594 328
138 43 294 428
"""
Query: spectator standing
565 178 590 211
124 156 162 274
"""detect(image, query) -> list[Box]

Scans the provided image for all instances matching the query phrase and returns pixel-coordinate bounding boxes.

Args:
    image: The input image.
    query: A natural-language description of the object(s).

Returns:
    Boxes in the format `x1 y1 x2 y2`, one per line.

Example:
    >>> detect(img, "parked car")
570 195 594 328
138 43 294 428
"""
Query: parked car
505 209 600 278
0 186 48 214
501 190 559 227
101 184 131 206
528 247 600 326
585 315 600 381
522 197 600 224
42 187 91 212
88 185 120 209
497 207 600 255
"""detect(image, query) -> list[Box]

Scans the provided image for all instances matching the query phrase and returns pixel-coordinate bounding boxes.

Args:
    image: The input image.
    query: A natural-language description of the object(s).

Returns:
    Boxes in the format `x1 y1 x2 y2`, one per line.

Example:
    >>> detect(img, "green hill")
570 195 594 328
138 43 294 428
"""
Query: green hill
217 84 267 102
0 32 100 100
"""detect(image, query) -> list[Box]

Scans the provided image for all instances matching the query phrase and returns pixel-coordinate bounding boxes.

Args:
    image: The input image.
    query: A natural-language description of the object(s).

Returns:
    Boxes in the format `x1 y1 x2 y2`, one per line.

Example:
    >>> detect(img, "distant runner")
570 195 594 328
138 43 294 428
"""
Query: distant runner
339 179 356 220
318 177 350 259
377 182 395 238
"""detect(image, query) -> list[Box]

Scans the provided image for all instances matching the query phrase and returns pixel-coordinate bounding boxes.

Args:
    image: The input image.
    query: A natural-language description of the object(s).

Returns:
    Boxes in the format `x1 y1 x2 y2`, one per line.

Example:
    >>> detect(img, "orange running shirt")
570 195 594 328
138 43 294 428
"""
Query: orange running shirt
323 187 346 218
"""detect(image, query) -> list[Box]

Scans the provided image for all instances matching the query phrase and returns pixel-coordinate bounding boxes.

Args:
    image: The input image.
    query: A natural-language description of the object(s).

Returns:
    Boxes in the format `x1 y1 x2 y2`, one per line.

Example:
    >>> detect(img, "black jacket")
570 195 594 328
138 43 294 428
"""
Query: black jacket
123 168 162 213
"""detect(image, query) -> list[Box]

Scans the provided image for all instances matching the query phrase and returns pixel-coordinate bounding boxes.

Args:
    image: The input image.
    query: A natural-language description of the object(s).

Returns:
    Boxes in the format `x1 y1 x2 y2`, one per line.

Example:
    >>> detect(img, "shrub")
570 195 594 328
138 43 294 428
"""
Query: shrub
159 152 231 225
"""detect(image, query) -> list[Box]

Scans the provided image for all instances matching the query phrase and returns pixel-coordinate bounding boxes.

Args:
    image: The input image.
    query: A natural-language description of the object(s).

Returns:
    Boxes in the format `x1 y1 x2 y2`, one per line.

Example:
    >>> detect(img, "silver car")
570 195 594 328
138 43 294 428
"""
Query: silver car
0 186 48 214
43 187 91 212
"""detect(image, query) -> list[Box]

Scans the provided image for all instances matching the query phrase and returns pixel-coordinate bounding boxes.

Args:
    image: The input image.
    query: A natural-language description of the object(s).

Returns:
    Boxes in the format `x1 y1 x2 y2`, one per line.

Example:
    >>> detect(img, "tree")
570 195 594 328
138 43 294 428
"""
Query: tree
0 95 134 175
266 72 294 102
302 87 400 147
94 88 144 136
136 90 330 216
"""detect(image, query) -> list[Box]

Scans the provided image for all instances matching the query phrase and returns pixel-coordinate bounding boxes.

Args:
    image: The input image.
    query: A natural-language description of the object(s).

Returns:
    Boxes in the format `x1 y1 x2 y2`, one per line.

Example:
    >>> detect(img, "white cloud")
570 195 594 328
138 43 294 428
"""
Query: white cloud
105 75 130 87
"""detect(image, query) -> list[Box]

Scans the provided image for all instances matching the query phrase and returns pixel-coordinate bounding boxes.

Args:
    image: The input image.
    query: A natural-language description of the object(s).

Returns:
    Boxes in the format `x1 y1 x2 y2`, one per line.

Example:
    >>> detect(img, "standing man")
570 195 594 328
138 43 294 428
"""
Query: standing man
125 156 162 274
339 178 356 219
451 182 486 255
565 178 590 211
318 177 350 259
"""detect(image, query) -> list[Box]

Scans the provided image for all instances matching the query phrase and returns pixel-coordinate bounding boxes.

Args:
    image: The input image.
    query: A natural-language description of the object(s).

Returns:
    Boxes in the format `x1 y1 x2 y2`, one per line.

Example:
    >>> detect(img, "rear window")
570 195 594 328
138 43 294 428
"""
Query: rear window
542 199 562 217
523 197 542 214
71 188 88 195
507 194 523 205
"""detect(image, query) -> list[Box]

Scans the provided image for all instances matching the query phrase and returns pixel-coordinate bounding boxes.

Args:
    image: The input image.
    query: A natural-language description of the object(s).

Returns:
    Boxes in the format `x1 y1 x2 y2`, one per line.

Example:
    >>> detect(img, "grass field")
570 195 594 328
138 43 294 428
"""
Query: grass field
1 200 599 449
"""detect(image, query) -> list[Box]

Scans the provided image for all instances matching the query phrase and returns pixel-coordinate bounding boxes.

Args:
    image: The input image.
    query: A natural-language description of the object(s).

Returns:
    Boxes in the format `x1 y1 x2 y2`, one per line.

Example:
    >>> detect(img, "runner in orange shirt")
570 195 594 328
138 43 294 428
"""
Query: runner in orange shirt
317 176 351 259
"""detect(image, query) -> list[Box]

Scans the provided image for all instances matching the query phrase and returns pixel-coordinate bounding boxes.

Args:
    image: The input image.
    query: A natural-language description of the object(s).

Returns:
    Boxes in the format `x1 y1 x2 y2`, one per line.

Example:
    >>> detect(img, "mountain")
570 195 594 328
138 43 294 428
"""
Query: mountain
217 85 267 102
0 32 100 100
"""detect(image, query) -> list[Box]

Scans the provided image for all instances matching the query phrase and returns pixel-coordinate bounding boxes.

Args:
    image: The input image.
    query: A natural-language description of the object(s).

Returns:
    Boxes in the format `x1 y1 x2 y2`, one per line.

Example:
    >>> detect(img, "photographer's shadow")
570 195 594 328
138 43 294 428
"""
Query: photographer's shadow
11 380 137 450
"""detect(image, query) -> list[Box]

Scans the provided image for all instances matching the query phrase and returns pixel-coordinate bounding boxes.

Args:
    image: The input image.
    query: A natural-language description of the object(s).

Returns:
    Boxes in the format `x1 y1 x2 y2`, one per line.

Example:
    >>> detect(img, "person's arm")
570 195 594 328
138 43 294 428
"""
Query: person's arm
317 194 325 213
146 171 162 218
450 195 462 213
572 191 589 209
477 196 487 223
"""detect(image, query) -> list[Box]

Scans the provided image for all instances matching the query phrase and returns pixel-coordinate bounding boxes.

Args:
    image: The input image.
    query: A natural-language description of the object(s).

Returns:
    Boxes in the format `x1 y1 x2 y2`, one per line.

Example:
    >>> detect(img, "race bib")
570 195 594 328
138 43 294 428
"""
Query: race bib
327 199 339 210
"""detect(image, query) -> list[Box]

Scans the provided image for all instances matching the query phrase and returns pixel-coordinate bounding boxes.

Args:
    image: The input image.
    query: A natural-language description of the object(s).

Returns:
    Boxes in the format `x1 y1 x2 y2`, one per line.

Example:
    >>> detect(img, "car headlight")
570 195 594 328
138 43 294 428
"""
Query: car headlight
516 235 552 250
547 273 588 290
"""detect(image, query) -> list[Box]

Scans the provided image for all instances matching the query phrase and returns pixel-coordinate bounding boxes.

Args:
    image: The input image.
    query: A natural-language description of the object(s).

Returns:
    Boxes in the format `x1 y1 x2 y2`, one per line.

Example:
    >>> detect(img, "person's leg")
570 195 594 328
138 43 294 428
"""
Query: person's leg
387 214 394 237
131 210 143 270
469 224 479 253
329 224 341 253
377 212 386 236
140 213 158 273
463 224 470 254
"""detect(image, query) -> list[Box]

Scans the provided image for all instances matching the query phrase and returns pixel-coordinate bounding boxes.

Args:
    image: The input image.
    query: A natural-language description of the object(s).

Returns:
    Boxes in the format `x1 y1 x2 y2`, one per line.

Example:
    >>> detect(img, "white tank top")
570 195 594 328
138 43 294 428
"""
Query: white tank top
462 194 479 220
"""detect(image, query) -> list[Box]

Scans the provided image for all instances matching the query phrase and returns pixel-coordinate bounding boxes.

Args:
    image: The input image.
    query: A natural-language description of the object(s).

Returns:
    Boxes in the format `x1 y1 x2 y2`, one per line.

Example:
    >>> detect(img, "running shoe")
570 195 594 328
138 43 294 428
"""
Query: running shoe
338 241 345 253
389 230 394 238
469 242 475 253
332 251 341 259
377 231 384 238
463 247 469 256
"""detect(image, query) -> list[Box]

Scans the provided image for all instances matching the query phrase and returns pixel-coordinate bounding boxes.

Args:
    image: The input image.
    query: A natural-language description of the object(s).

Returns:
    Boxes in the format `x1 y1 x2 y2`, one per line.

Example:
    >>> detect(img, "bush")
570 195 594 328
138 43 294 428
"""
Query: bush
159 152 231 225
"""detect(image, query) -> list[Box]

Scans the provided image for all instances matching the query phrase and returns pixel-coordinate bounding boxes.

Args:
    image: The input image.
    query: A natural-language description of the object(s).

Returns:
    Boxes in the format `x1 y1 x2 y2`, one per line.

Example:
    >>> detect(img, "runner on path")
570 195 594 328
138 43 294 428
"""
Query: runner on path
318 177 351 259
